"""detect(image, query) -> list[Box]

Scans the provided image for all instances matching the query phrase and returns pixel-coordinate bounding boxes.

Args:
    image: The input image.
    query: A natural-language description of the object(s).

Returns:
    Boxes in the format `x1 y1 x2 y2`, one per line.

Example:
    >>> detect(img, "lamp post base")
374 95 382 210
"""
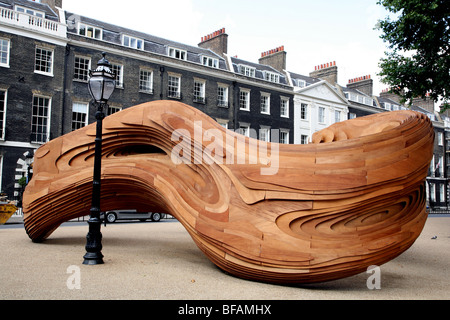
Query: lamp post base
83 217 104 265
83 252 104 265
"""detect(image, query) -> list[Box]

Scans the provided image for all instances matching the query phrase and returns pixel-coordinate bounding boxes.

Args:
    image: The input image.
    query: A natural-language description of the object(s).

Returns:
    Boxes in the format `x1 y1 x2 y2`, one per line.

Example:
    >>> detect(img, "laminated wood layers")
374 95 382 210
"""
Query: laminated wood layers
23 101 434 283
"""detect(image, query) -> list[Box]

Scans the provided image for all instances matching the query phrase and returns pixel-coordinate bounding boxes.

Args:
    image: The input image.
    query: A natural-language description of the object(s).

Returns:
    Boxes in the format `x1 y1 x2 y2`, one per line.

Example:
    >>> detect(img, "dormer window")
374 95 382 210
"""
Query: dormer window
346 91 374 107
78 23 102 40
15 5 44 18
123 35 144 50
239 65 255 78
364 97 374 106
202 56 218 68
296 79 306 88
264 71 280 83
168 47 187 60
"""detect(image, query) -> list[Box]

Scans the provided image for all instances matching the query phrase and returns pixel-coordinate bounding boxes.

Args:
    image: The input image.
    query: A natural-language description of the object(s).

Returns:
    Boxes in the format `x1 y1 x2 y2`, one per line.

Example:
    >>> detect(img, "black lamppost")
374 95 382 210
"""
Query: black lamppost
83 53 116 265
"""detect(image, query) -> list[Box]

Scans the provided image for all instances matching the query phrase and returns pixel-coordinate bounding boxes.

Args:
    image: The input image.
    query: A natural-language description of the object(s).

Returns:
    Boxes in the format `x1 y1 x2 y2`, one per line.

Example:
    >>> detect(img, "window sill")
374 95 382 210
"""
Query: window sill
168 92 182 100
34 71 54 77
139 90 154 95
193 97 206 104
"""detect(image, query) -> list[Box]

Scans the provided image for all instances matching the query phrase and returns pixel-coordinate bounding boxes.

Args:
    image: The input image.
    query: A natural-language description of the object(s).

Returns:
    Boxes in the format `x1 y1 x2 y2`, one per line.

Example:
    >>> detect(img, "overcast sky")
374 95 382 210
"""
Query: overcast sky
63 0 392 95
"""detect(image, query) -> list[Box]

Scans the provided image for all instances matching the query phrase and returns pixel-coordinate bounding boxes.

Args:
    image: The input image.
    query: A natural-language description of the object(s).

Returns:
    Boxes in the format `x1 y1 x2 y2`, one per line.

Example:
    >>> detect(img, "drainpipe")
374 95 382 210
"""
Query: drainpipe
233 81 238 130
61 44 70 136
159 66 165 100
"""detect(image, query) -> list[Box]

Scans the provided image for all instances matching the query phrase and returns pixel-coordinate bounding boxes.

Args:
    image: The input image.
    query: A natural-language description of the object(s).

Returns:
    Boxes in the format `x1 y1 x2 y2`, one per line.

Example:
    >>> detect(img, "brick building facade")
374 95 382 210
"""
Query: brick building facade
0 0 447 211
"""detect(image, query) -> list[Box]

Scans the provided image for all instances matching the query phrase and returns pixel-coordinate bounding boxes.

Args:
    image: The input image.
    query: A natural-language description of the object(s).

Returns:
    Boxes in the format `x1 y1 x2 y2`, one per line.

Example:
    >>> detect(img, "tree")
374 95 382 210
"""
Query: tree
376 0 450 111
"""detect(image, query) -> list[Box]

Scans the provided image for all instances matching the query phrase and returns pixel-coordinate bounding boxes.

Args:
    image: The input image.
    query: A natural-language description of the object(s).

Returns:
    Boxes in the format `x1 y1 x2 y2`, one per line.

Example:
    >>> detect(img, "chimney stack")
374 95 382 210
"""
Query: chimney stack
198 28 228 59
309 61 338 85
258 46 287 73
40 0 63 18
380 88 402 104
412 92 435 113
347 75 373 96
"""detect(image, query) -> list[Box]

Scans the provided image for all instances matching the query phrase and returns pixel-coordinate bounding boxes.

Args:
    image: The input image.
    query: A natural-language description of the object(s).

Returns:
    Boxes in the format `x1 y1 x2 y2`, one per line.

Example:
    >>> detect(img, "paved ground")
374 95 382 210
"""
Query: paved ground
0 217 449 300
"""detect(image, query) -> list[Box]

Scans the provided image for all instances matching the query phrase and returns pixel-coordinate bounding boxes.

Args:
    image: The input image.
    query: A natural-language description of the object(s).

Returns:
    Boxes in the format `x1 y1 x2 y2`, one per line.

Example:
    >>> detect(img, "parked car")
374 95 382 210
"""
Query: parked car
100 210 163 223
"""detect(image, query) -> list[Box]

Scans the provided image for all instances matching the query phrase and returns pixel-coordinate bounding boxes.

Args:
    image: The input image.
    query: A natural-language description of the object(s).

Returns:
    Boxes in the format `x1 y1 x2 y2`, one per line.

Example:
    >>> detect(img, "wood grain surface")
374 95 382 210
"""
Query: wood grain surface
23 100 434 283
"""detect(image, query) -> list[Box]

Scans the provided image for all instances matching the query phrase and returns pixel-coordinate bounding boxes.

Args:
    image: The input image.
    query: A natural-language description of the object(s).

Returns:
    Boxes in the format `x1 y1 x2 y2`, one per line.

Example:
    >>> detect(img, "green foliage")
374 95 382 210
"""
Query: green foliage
376 0 450 111
18 176 27 187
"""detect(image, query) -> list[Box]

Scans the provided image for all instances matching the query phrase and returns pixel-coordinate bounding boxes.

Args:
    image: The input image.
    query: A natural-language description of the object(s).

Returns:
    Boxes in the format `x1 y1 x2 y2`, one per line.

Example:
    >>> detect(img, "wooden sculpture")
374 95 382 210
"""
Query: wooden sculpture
23 100 434 284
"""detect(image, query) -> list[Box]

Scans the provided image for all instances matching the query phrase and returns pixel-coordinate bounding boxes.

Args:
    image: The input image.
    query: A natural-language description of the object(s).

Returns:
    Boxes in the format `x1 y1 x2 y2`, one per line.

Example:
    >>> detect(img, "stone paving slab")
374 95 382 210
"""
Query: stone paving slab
0 218 449 300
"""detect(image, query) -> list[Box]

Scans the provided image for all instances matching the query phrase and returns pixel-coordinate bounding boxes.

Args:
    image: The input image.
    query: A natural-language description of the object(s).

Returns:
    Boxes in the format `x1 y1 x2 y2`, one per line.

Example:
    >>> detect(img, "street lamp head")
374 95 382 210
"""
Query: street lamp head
88 52 116 104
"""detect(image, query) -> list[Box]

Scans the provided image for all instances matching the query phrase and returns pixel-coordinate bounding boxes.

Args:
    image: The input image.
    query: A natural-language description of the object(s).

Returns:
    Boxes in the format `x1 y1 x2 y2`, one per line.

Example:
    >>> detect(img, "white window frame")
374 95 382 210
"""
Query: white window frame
430 154 435 176
15 5 44 18
349 112 356 119
239 64 256 78
217 84 229 108
34 46 54 76
238 123 251 137
123 35 144 50
78 23 103 40
438 132 443 146
280 130 290 144
168 74 181 99
193 79 206 103
280 97 289 118
168 47 187 61
364 97 374 106
260 92 270 115
440 184 445 202
300 103 308 120
264 71 280 83
334 110 341 123
74 56 91 82
31 95 51 144
239 89 250 111
0 38 10 68
300 134 309 145
259 126 270 142
139 69 154 94
318 106 326 123
296 79 306 88
357 95 364 104
107 105 122 116
202 56 219 68
71 102 89 131
430 183 436 202
111 63 123 88
0 89 7 140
